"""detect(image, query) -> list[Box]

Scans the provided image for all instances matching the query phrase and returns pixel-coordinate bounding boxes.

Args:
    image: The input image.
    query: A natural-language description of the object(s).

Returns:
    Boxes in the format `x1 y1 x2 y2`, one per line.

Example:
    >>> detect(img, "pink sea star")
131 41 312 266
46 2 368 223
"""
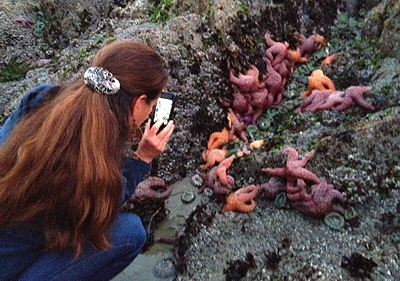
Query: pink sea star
262 147 320 184
228 107 249 143
249 88 270 123
314 90 347 111
262 57 285 107
293 31 327 58
229 65 266 93
264 32 289 66
295 89 333 113
231 91 253 117
296 86 374 112
337 86 375 111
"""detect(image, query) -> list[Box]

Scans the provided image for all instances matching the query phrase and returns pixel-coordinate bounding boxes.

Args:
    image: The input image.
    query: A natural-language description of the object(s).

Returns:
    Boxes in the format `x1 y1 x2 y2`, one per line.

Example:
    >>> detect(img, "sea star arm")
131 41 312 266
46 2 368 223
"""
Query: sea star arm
289 168 320 183
283 147 320 183
216 155 236 187
262 167 288 177
228 108 249 143
207 127 230 149
296 149 315 167
346 86 375 111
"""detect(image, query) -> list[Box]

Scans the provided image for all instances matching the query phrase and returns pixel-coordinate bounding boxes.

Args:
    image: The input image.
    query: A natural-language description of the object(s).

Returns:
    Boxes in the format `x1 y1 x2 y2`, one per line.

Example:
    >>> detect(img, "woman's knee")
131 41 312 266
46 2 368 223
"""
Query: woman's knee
111 213 147 254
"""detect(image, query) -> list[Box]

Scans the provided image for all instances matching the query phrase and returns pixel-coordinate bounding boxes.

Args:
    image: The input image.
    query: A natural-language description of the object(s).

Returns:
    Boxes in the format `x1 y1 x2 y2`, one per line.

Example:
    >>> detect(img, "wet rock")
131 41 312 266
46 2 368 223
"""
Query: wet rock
362 0 400 59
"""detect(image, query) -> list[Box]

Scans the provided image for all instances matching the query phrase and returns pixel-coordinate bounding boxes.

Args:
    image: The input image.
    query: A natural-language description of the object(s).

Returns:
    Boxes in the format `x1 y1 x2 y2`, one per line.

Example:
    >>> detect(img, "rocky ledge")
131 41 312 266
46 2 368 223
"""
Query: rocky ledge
1 0 399 280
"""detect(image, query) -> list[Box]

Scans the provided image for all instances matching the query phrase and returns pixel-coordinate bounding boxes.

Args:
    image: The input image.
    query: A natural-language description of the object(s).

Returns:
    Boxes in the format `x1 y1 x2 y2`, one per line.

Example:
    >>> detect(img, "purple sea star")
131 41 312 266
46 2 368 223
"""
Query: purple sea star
199 166 235 202
131 176 172 200
257 176 286 200
263 57 285 103
13 15 33 28
228 107 249 143
288 178 345 217
293 31 327 58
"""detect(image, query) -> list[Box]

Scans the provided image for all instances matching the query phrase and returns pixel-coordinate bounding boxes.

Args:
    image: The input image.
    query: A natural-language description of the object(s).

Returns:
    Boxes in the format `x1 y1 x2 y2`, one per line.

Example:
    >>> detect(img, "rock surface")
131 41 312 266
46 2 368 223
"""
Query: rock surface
1 0 399 280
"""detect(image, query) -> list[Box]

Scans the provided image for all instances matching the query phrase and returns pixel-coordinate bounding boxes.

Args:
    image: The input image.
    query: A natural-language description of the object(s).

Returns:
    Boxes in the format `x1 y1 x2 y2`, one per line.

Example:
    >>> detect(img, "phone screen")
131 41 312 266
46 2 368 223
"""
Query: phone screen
153 98 173 125
151 92 176 130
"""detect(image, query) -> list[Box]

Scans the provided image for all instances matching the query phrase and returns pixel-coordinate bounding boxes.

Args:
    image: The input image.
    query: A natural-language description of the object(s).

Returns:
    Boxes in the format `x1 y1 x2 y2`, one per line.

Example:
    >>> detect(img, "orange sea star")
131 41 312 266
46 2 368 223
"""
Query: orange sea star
216 150 250 187
207 127 230 150
249 139 264 150
321 53 338 67
200 148 228 170
301 69 336 97
221 185 258 213
287 47 308 71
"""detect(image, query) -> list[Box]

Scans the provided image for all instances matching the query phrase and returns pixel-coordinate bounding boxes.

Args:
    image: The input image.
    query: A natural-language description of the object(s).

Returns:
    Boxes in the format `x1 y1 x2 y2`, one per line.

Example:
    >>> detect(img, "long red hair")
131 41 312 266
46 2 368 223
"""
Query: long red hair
0 40 168 256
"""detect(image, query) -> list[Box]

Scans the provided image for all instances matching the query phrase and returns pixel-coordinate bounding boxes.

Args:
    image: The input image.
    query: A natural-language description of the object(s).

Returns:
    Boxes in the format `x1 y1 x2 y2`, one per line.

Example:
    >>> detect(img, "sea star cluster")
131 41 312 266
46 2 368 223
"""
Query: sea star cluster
227 31 326 126
199 31 330 213
199 149 252 203
199 144 346 217
196 29 375 218
261 147 345 217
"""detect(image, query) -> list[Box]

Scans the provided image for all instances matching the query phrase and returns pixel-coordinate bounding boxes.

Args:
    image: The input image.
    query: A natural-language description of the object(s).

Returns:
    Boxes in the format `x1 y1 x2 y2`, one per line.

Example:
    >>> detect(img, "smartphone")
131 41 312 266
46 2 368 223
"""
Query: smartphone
151 91 176 132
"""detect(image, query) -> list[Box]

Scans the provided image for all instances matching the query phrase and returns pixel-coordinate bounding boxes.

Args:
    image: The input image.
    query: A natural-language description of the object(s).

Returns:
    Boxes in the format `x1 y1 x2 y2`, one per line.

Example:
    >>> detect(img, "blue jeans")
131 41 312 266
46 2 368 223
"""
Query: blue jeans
0 213 146 281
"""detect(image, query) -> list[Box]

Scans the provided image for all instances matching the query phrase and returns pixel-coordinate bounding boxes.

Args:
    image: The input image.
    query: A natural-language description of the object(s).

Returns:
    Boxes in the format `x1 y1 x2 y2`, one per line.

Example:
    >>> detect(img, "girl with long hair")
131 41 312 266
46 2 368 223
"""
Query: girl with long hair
0 40 174 280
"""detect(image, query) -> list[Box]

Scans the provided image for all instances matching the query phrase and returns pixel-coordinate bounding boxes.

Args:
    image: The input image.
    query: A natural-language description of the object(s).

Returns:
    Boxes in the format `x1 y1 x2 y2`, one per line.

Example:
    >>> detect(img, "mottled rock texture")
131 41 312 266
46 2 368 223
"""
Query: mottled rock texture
1 0 399 279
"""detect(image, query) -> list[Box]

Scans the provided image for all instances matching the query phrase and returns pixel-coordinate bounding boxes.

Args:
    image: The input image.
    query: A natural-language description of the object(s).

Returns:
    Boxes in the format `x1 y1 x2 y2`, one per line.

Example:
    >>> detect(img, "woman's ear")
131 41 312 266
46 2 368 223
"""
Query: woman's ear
129 95 148 125
130 95 146 112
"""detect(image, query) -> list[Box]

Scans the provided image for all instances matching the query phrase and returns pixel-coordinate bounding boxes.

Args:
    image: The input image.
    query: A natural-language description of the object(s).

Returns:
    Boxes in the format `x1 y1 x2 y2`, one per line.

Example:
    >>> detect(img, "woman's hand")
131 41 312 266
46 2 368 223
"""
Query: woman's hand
134 119 174 163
